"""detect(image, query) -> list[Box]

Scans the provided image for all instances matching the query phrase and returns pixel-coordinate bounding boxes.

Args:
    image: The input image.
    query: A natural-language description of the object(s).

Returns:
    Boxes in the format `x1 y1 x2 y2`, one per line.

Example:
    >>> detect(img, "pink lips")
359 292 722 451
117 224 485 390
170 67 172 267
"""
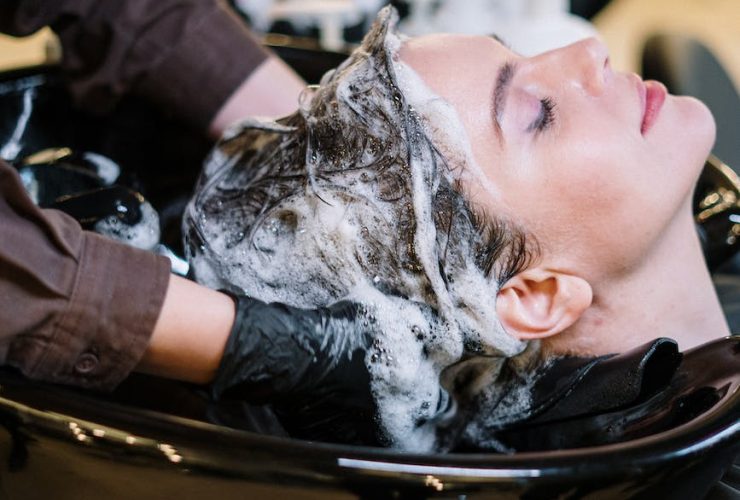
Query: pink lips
640 80 667 135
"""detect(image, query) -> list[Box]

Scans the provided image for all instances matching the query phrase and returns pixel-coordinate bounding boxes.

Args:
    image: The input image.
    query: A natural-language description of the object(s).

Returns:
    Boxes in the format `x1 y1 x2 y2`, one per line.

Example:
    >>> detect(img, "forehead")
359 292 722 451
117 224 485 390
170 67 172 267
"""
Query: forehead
398 34 512 100
399 34 510 69
399 34 513 121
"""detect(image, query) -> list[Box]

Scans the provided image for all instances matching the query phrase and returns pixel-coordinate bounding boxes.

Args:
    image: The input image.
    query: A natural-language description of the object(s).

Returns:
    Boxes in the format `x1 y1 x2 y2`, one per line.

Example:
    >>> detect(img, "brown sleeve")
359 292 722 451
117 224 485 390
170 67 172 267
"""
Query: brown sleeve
0 0 269 131
0 159 171 390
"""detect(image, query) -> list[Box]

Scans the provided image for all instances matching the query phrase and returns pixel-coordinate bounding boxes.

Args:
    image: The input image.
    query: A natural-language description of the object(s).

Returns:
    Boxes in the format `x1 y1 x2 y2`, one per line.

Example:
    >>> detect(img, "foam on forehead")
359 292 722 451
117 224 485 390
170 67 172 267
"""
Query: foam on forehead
376 7 523 356
385 14 500 215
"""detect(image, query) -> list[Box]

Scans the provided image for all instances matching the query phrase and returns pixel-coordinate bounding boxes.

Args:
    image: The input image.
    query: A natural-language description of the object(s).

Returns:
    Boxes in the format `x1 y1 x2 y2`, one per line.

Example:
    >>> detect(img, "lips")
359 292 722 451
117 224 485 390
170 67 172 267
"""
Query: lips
640 80 667 135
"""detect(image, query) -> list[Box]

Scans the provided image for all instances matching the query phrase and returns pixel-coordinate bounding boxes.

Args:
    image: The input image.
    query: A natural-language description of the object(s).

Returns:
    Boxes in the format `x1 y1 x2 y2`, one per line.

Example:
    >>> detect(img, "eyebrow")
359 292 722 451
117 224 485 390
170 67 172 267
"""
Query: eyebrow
490 34 511 48
492 61 516 142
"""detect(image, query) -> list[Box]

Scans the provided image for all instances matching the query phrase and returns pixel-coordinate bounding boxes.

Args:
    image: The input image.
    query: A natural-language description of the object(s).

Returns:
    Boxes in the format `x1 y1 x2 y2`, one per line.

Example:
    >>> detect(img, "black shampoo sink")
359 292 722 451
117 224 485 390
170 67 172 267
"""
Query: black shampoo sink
0 337 736 499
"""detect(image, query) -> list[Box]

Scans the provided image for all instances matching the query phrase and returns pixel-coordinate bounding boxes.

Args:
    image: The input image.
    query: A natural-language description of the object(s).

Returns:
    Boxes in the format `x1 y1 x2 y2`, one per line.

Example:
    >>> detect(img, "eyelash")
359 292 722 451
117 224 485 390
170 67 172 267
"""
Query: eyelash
531 97 556 133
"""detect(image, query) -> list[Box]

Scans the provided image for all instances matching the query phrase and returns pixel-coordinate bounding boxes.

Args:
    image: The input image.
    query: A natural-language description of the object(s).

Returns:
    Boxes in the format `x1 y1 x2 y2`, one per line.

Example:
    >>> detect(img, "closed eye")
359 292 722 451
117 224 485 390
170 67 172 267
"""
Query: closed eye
527 97 556 133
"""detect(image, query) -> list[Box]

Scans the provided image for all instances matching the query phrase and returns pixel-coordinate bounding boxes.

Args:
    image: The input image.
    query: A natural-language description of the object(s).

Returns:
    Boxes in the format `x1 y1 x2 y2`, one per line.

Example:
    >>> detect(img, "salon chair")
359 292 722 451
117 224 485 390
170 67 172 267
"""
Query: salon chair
0 43 738 500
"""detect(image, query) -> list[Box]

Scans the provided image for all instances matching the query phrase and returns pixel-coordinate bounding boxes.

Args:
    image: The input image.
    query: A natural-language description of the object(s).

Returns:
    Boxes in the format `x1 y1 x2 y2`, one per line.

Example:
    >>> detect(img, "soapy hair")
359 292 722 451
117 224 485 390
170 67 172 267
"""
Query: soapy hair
184 8 536 314
184 6 540 451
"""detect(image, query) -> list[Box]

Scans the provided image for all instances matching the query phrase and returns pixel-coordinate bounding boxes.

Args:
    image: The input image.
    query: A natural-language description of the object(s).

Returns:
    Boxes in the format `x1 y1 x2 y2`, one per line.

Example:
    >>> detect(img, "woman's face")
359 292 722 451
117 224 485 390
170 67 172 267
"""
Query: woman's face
400 35 715 281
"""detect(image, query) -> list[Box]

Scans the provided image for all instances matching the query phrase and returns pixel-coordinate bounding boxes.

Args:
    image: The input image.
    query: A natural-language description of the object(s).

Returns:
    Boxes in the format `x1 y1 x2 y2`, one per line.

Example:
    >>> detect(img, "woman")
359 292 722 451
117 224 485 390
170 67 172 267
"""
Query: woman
400 29 725 356
184 6 729 451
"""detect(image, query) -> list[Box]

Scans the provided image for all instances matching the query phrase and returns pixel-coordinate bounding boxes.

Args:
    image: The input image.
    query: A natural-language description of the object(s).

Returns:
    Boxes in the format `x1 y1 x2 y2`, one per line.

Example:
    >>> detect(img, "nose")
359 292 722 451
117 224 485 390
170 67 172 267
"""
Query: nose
540 37 610 96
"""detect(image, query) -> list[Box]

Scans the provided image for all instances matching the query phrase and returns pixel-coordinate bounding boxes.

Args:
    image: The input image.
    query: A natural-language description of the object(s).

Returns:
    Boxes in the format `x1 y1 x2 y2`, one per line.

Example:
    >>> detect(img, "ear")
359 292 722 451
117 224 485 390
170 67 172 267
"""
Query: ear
496 268 593 340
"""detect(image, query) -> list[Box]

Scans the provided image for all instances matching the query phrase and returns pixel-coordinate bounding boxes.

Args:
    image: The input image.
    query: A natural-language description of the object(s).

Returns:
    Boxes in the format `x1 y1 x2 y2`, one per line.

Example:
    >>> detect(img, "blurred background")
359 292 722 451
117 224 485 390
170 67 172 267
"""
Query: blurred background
2 0 737 73
0 0 738 165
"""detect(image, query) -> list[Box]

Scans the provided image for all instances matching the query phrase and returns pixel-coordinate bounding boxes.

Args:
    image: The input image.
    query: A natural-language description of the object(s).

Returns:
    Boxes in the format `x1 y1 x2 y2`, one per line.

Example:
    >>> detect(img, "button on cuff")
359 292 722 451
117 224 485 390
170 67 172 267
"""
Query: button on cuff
75 352 99 374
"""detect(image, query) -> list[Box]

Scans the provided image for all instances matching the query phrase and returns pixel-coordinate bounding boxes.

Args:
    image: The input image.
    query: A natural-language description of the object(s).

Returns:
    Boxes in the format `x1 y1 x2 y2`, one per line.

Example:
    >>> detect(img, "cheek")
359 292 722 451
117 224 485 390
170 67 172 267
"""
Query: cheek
537 139 635 218
522 136 655 254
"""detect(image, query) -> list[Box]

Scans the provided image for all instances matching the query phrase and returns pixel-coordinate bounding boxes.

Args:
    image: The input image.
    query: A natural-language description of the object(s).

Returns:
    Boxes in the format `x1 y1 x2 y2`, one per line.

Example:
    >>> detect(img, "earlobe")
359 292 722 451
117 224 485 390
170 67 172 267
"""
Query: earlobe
496 268 593 340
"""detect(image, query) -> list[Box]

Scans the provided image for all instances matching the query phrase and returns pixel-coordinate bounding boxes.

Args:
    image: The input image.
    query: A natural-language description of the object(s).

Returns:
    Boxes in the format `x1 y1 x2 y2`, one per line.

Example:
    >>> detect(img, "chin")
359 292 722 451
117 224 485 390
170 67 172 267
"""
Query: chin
673 94 716 162
652 94 716 192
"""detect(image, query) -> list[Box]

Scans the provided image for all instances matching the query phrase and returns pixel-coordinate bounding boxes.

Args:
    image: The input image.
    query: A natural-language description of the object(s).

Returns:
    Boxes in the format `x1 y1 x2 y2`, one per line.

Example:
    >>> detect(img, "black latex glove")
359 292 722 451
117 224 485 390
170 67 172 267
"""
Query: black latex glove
211 295 381 445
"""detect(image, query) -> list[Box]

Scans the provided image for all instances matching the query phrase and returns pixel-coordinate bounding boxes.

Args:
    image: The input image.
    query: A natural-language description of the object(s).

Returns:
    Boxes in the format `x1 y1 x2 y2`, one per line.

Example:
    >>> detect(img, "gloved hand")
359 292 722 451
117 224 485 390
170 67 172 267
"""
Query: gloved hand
211 294 380 445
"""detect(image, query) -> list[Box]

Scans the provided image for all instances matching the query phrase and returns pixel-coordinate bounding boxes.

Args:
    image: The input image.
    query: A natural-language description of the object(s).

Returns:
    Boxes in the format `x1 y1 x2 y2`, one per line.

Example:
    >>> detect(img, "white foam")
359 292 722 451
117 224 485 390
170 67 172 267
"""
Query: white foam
19 168 39 204
82 152 120 185
185 6 534 451
391 38 507 223
387 28 524 357
95 201 160 250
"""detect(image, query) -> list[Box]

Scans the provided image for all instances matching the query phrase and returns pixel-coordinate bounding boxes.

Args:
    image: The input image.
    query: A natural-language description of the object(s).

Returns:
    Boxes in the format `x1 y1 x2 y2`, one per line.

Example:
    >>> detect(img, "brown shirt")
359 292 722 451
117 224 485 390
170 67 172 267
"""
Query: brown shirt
1 0 269 130
0 0 269 389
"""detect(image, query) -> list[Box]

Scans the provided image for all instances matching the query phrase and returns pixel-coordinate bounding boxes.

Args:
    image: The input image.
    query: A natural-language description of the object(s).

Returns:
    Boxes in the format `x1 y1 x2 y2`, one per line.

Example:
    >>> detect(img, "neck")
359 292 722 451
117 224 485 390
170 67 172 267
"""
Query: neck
549 209 729 357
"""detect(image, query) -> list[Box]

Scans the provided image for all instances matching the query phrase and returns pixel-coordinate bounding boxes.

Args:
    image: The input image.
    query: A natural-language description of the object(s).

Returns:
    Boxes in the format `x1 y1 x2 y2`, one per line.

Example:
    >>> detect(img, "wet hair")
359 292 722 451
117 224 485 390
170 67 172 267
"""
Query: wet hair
184 8 538 312
184 7 542 450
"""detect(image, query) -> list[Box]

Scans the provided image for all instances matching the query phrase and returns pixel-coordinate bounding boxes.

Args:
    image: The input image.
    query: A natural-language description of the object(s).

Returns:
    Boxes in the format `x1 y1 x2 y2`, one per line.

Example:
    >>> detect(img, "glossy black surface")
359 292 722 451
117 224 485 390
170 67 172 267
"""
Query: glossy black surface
0 337 736 499
695 156 740 272
0 66 211 256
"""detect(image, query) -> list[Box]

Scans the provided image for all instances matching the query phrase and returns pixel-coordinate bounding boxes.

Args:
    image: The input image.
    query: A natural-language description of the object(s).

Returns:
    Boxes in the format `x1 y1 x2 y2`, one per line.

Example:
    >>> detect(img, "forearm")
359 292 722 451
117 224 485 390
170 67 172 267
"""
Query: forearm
0 159 170 390
1 158 232 389
138 274 235 384
208 56 306 138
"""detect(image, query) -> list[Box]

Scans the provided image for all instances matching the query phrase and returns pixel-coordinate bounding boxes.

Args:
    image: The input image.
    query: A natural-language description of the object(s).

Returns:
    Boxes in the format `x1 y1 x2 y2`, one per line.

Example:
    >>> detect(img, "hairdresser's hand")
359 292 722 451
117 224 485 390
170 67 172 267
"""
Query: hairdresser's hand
211 295 379 444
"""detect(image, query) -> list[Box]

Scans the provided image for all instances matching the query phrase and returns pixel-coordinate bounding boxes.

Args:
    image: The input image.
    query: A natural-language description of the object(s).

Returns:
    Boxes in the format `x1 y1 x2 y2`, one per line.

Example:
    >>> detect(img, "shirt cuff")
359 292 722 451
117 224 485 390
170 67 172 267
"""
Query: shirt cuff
8 231 171 391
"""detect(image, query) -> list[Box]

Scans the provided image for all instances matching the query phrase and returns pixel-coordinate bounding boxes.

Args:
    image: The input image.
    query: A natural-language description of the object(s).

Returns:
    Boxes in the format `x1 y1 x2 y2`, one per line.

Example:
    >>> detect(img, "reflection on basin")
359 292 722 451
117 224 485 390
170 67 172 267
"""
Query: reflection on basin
0 337 737 499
